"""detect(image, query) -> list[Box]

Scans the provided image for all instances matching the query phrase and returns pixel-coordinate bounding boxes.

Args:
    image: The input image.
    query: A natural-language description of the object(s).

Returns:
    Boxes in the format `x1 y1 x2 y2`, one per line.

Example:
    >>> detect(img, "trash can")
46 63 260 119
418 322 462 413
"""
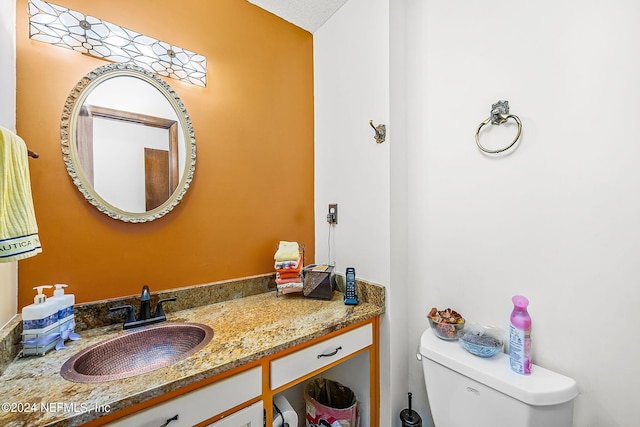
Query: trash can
304 377 359 427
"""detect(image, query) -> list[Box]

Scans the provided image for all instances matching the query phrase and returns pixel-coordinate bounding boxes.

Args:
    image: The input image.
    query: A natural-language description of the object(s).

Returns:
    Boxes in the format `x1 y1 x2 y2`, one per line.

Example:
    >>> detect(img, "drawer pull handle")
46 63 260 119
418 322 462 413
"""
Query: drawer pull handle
159 414 178 427
317 346 343 359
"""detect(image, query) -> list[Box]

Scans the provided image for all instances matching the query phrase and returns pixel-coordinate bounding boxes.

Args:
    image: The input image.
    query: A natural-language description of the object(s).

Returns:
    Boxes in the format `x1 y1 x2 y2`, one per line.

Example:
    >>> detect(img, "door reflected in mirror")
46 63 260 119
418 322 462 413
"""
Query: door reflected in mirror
61 64 196 222
78 105 179 213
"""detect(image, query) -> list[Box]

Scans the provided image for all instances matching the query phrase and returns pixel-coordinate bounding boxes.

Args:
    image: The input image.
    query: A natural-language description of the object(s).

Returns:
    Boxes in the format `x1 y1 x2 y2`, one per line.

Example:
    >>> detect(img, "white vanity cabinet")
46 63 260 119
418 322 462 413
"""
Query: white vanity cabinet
103 318 380 427
106 367 261 427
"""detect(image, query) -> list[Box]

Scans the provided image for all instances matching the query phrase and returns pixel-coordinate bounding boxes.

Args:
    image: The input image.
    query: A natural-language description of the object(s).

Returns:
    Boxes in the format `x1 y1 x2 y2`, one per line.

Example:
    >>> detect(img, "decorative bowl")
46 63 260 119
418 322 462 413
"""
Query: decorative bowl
428 317 465 341
459 330 503 357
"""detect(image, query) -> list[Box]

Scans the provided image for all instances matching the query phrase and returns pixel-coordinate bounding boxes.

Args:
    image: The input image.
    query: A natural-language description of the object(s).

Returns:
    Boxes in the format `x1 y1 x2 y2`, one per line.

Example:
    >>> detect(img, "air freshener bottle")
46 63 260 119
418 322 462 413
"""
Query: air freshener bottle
509 295 532 375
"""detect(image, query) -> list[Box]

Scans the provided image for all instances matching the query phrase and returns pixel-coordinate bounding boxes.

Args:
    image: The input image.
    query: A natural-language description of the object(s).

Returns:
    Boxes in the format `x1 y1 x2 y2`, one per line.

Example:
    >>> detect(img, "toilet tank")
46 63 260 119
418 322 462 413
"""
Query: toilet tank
419 328 578 427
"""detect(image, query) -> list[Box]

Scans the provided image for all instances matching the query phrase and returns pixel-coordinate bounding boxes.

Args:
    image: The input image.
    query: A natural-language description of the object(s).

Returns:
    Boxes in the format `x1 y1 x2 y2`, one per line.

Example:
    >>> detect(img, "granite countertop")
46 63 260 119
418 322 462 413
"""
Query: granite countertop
0 287 384 427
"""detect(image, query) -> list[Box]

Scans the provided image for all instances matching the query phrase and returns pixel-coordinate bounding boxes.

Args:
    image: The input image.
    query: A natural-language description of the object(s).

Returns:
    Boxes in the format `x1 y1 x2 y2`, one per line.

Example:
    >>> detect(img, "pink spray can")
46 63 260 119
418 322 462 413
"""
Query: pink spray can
509 295 532 374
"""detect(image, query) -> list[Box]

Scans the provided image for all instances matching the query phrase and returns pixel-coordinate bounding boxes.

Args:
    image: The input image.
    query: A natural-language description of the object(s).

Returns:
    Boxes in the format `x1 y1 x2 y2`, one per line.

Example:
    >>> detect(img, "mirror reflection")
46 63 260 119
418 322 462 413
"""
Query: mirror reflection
61 64 196 222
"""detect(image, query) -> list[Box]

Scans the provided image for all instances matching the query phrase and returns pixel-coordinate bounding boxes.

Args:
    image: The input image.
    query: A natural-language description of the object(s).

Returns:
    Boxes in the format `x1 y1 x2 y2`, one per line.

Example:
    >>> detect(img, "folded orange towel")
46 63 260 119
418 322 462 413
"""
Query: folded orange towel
277 271 301 280
276 262 301 274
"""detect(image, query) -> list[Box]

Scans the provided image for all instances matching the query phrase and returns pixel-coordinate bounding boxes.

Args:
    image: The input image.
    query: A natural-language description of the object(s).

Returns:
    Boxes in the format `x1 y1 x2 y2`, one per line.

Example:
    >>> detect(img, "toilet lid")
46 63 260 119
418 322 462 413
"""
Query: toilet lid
419 328 579 406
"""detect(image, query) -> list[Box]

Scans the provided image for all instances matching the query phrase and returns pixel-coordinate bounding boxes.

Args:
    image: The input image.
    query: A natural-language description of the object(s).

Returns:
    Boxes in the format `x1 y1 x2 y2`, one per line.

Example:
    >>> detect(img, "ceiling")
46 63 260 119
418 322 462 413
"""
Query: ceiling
246 0 349 33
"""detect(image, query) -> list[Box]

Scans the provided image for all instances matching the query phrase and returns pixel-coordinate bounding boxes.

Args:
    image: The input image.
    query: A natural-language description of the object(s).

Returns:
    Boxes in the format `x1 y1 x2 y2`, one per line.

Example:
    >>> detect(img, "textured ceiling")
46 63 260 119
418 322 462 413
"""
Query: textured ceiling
247 0 349 33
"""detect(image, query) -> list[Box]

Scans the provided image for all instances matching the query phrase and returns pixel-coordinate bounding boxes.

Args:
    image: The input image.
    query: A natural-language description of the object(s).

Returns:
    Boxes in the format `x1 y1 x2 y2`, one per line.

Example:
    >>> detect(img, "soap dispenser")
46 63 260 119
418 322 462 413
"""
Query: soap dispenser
50 284 75 334
22 286 57 334
21 286 60 356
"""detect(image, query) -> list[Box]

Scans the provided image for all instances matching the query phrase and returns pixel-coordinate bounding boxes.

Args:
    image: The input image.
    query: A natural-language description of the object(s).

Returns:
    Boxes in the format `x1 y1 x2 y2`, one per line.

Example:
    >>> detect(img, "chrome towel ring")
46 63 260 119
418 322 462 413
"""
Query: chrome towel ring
475 100 522 154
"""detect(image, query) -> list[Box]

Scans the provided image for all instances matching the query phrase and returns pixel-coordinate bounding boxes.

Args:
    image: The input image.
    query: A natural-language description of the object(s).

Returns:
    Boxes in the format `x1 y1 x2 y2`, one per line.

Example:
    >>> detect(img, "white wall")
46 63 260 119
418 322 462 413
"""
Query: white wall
405 1 640 426
314 0 391 283
314 0 410 424
0 0 18 328
318 0 640 425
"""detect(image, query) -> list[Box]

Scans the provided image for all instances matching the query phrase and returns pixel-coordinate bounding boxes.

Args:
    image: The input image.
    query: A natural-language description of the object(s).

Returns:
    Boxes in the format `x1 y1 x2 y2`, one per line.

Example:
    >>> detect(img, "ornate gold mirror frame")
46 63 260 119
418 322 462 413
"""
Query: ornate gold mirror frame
61 63 196 223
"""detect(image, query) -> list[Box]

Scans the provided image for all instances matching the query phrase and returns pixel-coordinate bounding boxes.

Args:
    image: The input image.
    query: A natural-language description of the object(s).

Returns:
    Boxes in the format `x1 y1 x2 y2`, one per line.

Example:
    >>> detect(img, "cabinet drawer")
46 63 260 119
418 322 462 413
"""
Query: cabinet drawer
108 366 262 427
270 323 372 390
206 401 263 426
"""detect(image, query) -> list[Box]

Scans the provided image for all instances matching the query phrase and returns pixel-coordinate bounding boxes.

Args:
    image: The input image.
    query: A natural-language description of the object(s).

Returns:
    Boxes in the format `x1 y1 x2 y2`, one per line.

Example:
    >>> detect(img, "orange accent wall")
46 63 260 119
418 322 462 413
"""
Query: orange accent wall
15 0 314 308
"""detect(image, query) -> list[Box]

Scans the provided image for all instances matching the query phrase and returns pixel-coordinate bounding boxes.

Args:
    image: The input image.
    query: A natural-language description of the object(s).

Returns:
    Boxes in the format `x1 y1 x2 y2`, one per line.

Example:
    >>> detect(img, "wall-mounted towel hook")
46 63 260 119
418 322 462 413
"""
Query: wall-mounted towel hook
369 120 386 144
28 149 39 159
475 100 522 154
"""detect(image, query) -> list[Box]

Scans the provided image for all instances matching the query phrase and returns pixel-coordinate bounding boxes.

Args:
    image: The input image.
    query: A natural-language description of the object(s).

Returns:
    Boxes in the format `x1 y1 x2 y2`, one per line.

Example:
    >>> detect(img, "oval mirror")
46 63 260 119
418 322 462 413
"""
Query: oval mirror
61 63 196 223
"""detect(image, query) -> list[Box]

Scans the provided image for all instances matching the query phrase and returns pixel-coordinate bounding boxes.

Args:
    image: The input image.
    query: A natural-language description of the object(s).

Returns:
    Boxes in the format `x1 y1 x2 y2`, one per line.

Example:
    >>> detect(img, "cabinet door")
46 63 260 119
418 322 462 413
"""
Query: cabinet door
206 401 263 427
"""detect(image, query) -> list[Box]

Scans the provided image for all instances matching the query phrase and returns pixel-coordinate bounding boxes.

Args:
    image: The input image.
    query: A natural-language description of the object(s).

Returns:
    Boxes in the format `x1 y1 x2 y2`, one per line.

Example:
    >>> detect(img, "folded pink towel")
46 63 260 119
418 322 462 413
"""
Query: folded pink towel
275 275 302 285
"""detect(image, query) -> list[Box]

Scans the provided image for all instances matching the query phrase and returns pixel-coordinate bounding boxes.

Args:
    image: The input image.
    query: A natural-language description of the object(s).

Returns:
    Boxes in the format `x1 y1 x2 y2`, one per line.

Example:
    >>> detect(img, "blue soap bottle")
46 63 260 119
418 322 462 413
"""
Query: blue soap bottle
21 286 59 355
50 284 75 335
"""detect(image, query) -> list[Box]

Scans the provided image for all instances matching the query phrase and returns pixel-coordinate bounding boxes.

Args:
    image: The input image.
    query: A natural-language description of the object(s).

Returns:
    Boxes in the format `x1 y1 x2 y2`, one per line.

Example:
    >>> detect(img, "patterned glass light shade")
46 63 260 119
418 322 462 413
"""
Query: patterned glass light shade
28 0 207 87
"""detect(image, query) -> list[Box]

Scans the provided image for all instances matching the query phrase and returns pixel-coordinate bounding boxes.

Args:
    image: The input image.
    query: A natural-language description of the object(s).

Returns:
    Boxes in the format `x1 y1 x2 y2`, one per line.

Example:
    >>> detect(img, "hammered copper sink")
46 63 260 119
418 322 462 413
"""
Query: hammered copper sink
60 323 214 383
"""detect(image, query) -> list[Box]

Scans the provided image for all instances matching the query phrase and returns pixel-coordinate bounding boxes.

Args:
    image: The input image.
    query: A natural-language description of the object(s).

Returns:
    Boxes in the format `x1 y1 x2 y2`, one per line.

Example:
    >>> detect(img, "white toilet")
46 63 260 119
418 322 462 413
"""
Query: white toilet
418 328 579 427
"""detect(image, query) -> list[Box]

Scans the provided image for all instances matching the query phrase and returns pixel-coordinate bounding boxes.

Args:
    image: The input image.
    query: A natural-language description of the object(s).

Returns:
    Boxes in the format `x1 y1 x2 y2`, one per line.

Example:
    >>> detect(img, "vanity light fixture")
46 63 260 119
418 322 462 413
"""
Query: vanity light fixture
27 0 207 87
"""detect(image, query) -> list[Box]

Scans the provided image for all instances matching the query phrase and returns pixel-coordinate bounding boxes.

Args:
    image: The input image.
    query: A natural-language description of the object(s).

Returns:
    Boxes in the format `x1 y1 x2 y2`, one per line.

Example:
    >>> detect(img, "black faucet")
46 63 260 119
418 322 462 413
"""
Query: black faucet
139 285 152 321
110 285 177 329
